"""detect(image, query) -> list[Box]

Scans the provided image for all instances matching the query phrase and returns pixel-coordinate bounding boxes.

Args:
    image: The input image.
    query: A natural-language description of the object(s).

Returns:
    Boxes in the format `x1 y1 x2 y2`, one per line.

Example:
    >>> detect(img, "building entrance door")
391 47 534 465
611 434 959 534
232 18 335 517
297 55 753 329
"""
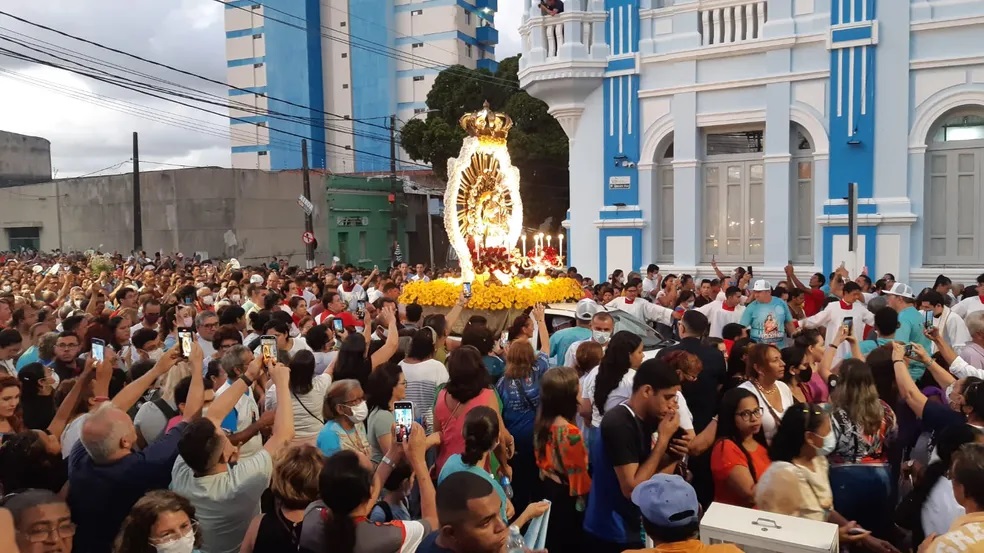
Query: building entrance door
701 158 765 264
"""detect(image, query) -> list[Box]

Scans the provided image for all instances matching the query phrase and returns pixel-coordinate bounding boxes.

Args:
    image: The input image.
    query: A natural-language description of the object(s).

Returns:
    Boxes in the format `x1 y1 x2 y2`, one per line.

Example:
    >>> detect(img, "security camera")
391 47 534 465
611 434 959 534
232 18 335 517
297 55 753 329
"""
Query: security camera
626 161 636 168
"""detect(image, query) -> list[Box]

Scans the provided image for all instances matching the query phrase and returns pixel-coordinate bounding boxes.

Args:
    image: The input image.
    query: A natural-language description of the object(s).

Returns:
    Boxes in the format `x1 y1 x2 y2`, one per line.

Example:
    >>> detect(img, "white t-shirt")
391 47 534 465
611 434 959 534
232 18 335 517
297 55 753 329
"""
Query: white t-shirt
313 351 337 375
252 337 311 360
581 367 636 427
922 476 964 539
738 380 794 444
61 413 89 459
170 449 274 553
265 374 332 439
607 296 674 326
129 321 159 337
696 300 745 339
952 296 984 319
399 358 449 433
215 379 263 457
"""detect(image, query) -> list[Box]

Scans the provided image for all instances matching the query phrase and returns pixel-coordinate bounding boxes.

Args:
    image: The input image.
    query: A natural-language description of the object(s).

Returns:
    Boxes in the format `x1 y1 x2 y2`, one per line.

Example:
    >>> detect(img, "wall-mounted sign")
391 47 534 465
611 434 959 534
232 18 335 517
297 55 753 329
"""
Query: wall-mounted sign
608 176 631 189
337 216 370 227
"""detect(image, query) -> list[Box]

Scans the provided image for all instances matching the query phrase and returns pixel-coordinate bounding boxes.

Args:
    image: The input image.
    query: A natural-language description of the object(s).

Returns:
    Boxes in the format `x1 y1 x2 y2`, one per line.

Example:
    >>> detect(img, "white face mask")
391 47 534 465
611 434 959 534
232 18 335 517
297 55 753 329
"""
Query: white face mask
153 530 195 553
181 317 194 328
147 348 164 362
347 401 369 423
230 294 241 303
592 330 611 345
202 295 214 306
814 431 837 456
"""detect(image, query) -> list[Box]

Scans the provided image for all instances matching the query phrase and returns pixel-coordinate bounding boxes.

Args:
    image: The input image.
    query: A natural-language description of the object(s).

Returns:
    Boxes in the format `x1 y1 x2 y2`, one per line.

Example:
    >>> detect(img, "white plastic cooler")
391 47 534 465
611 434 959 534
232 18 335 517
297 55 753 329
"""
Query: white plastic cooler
699 502 839 553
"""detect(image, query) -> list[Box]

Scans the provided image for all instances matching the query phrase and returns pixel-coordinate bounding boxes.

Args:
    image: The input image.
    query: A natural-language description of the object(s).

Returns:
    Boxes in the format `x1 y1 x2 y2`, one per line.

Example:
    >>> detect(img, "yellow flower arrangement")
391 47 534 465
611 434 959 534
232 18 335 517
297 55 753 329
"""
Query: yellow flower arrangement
399 276 583 311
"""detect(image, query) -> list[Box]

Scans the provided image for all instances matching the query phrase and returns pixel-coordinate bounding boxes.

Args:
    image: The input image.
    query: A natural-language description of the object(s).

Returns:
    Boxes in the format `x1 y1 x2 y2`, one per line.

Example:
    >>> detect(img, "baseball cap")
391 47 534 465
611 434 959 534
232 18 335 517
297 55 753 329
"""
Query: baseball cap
249 274 265 285
751 279 772 292
884 282 915 299
575 298 599 321
631 474 700 528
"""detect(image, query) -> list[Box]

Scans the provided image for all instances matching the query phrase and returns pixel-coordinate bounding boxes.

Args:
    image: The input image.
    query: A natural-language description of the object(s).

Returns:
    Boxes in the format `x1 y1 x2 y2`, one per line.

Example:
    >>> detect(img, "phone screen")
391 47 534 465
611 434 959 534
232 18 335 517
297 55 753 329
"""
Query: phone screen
261 336 278 366
905 344 914 358
178 329 193 359
91 339 105 363
925 310 935 329
394 401 414 442
843 317 853 332
356 301 366 317
332 318 344 333
183 295 194 306
463 282 472 298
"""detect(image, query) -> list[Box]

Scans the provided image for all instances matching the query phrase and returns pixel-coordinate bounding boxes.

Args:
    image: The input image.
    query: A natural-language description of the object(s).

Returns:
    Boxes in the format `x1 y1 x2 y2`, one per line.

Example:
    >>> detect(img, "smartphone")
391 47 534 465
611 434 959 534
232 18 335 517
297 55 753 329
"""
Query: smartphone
332 317 344 334
394 401 414 443
356 300 366 318
925 309 935 329
260 335 278 367
183 295 194 306
905 344 914 358
178 328 193 359
91 338 105 363
463 282 472 299
842 316 853 333
747 265 753 277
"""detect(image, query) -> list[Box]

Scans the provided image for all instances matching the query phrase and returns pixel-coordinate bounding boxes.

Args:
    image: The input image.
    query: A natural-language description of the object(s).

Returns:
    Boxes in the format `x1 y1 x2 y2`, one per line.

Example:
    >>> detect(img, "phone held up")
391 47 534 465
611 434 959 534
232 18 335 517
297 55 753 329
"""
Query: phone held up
178 328 194 359
332 317 344 334
463 282 472 299
260 335 278 367
842 316 853 334
356 300 366 319
91 338 105 363
925 309 935 330
394 401 414 443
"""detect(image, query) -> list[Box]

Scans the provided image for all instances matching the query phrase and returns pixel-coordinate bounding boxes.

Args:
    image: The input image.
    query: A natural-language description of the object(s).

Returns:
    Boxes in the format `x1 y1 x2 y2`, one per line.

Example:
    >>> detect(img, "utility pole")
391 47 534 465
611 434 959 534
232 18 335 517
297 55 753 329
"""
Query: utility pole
426 193 435 269
132 131 142 252
302 139 315 270
389 115 398 266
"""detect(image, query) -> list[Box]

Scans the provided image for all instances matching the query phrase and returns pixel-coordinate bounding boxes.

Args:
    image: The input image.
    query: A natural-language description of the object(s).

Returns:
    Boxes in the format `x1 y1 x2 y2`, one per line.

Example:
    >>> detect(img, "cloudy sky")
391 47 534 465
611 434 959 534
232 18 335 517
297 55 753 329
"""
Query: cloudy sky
0 0 523 177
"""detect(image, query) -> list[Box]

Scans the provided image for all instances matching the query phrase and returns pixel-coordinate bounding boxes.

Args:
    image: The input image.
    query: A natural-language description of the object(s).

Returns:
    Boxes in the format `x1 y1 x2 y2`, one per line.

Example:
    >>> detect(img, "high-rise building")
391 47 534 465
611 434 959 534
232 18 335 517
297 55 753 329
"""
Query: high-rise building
223 0 499 173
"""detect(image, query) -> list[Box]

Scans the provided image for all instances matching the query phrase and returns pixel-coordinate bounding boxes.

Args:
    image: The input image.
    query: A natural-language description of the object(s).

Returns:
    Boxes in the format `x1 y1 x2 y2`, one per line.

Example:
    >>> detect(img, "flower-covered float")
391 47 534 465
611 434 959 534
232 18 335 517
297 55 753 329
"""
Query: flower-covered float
399 102 582 329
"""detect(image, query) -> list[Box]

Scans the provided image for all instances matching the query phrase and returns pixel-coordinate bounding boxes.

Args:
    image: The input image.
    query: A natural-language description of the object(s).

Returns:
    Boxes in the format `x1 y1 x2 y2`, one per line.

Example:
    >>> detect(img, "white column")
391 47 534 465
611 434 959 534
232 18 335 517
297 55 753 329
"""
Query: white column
723 6 734 43
755 1 766 38
744 4 755 39
701 10 710 45
672 92 699 267
712 8 722 44
763 81 792 268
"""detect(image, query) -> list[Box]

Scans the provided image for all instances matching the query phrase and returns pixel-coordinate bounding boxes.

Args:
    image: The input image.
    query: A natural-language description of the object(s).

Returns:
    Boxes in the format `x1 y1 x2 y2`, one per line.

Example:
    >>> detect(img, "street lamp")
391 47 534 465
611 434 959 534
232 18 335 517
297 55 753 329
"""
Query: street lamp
390 109 440 267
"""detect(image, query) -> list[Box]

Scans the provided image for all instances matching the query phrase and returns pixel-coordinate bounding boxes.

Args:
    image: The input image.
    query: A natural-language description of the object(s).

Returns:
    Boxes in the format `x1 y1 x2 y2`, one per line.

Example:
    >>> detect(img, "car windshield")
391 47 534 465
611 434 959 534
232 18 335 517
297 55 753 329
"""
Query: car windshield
607 308 671 349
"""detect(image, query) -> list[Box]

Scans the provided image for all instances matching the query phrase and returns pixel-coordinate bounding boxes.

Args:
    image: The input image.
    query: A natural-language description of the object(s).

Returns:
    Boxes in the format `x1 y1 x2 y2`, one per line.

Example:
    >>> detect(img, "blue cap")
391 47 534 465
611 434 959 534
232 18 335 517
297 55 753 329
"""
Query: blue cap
630 474 699 528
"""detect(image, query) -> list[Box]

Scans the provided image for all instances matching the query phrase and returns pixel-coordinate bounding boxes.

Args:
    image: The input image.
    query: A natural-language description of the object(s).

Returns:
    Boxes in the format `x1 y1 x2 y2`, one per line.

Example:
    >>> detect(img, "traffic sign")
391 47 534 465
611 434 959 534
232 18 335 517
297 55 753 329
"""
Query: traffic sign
297 195 314 216
302 231 315 245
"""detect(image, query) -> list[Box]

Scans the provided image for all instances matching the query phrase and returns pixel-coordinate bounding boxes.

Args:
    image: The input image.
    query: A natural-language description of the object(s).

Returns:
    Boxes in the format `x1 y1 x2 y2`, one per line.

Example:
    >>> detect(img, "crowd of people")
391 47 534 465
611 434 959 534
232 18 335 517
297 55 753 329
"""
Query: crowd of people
2 248 984 553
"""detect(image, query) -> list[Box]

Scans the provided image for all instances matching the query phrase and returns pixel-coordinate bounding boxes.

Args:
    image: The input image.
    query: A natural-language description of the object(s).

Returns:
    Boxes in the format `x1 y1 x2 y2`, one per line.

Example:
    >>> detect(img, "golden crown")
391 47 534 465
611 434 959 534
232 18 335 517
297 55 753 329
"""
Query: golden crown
459 101 513 140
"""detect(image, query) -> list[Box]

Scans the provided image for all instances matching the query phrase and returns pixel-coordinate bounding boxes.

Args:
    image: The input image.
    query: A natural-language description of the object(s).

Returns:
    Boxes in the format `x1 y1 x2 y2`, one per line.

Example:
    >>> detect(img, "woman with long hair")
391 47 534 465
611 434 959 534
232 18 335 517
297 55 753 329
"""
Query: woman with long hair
365 363 406 465
779 346 811 404
316 379 371 459
265 350 331 445
259 320 311 360
581 331 643 430
16 363 57 431
160 304 196 352
768 404 893 551
434 346 513 476
827 358 897 539
299 426 437 553
114 490 203 553
495 337 550 515
738 343 794 444
333 305 399 387
399 327 447 435
534 366 590 552
724 337 752 393
710 388 771 507
241 445 323 553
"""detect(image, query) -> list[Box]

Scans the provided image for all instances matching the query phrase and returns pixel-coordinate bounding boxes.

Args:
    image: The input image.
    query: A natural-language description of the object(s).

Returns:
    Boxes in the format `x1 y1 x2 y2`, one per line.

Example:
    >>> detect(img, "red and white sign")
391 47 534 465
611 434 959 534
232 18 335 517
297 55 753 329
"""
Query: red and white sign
302 231 315 245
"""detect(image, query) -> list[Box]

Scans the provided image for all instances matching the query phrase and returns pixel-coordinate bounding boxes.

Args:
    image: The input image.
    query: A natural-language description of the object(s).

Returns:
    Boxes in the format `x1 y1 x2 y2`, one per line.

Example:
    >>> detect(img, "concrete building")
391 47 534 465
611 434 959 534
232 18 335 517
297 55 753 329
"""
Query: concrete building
0 130 52 187
0 168 330 265
223 0 499 174
520 0 984 287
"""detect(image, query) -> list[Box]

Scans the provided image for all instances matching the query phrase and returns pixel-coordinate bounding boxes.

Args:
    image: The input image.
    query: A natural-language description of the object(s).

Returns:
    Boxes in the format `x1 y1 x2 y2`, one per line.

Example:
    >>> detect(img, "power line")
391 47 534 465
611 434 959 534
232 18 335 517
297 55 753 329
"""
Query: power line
77 159 132 177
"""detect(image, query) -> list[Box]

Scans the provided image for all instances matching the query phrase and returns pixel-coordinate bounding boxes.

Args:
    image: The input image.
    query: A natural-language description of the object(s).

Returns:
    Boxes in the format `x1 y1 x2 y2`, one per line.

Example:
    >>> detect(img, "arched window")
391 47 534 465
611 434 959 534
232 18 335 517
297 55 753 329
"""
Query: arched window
790 125 815 264
655 136 674 263
925 108 984 266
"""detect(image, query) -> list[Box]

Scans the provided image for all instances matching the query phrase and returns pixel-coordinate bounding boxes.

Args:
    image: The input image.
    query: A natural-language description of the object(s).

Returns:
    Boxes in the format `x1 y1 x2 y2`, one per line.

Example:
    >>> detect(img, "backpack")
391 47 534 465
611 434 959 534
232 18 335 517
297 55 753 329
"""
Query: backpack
373 500 395 523
152 398 179 420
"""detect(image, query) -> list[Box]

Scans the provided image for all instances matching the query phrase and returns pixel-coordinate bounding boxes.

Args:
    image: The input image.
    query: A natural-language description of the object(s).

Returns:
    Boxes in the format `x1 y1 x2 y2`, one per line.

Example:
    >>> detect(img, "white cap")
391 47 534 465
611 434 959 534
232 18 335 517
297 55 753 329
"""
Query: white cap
751 279 772 292
575 298 600 321
884 282 915 299
249 274 265 285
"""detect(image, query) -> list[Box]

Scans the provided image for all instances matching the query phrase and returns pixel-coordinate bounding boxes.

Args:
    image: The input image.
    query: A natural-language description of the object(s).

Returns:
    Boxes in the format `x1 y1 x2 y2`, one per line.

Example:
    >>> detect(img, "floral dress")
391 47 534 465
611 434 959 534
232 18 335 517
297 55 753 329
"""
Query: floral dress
535 420 591 510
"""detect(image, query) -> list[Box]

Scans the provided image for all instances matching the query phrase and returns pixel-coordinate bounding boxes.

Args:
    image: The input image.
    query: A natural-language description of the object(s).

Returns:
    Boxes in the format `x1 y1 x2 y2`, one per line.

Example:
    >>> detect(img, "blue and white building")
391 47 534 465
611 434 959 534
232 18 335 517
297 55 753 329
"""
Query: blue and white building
223 0 498 173
520 0 984 287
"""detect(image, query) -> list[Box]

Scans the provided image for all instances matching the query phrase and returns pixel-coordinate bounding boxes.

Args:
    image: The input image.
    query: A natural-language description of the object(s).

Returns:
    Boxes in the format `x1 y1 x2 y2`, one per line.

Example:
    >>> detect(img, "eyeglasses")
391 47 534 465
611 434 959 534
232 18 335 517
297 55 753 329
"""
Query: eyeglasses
149 520 198 545
737 407 764 421
19 522 76 543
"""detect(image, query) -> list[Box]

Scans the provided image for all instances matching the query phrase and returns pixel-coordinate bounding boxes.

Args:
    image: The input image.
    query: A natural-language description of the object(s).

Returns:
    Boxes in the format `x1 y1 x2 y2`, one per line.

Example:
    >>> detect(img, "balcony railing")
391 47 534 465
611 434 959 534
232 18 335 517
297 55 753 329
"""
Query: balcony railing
520 0 608 66
699 0 768 45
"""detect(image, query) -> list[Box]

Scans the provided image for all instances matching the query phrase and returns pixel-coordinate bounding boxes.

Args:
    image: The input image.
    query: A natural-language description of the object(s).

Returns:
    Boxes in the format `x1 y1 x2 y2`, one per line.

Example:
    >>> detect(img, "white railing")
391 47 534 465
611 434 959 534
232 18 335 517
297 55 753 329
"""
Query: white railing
519 0 608 69
699 0 768 46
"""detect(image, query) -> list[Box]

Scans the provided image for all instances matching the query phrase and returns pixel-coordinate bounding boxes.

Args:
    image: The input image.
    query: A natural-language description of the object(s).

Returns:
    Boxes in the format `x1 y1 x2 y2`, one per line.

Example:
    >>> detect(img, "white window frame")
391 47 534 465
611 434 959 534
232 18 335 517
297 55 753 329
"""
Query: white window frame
655 138 674 263
790 126 815 264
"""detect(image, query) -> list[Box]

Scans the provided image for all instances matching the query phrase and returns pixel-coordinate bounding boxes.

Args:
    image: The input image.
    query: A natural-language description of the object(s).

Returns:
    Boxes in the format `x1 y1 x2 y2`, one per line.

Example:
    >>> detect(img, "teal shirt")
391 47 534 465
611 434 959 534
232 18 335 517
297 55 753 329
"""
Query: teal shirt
549 326 591 364
858 337 894 357
438 453 509 523
896 306 932 381
739 297 794 345
15 346 40 371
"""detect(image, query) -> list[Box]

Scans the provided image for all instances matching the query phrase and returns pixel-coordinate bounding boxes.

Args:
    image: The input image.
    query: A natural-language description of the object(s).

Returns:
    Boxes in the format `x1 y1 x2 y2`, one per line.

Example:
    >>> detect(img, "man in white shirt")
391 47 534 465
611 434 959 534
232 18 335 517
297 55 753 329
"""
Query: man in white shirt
129 298 161 337
800 281 873 359
952 274 984 319
641 264 660 300
696 286 745 339
919 290 971 354
410 263 430 282
338 272 367 312
171 353 294 553
563 311 616 368
608 277 675 327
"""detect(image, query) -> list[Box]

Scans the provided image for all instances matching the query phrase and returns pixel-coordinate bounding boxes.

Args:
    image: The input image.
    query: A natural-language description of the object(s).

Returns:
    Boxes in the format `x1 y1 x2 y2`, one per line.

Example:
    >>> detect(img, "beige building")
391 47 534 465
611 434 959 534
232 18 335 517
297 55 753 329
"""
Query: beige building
0 167 330 264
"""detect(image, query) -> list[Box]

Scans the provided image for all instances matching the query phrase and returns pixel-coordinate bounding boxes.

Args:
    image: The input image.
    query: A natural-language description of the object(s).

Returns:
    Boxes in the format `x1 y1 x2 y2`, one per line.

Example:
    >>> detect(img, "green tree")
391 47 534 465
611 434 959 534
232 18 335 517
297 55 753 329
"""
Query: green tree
400 56 569 228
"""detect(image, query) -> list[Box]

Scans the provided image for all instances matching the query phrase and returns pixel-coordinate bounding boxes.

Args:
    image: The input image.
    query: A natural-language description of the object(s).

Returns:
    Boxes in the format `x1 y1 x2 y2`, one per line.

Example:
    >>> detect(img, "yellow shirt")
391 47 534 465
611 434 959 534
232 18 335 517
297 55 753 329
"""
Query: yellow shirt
624 539 743 553
927 512 984 553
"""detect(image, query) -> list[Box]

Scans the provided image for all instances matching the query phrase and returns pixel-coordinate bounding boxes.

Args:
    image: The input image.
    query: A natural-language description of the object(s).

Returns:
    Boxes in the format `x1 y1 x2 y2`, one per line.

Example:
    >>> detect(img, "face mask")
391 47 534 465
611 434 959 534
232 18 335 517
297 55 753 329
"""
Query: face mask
153 530 195 553
289 326 299 338
346 401 369 423
1 285 10 293
231 294 241 303
203 295 214 306
147 348 164 362
181 317 194 328
813 431 836 456
592 330 611 345
144 313 160 324
798 364 814 383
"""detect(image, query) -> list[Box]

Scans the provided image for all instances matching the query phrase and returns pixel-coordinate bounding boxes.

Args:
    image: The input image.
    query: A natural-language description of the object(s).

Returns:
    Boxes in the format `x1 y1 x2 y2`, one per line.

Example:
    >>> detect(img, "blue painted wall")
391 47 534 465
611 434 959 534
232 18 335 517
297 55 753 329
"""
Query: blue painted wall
349 0 396 172
262 0 326 170
601 0 640 207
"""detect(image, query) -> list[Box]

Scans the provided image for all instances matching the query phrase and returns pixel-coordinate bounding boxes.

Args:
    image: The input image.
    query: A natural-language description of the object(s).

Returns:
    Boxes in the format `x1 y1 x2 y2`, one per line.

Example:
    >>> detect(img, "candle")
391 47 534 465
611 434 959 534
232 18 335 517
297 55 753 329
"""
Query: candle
558 234 564 261
521 235 527 256
546 235 552 250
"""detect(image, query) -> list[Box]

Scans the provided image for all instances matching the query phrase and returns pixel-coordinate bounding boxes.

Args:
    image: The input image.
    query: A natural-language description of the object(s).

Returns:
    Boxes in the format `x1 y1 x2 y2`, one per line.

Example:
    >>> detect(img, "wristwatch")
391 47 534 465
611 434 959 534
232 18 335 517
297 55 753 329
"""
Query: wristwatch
240 374 254 387
380 455 396 468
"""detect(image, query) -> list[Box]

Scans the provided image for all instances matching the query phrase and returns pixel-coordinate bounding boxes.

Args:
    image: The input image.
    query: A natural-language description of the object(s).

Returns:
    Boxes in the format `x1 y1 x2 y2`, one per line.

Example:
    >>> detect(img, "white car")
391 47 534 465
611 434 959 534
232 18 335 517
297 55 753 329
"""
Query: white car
543 302 678 359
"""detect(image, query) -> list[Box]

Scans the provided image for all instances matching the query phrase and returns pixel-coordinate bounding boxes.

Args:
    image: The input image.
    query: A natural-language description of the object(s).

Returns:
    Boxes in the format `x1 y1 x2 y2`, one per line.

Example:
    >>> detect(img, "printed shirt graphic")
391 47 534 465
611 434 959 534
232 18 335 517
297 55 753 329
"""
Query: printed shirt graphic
739 297 793 345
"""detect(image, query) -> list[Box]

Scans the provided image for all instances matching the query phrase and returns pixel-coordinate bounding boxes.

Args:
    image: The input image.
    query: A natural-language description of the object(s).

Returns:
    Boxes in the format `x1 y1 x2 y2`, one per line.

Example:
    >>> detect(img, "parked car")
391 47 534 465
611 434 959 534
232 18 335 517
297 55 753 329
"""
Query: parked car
543 302 677 359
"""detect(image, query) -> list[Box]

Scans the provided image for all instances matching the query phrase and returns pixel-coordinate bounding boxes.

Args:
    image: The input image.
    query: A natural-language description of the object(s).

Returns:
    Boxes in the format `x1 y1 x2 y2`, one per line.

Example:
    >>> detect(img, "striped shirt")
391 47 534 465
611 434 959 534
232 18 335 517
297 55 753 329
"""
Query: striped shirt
399 358 449 434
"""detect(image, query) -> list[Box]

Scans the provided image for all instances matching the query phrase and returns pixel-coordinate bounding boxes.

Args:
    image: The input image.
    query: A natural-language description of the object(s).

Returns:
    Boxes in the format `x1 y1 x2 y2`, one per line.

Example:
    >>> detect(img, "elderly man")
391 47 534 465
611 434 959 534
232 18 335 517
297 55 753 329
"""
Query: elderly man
68 344 204 553
214 344 270 457
959 311 984 372
196 311 219 359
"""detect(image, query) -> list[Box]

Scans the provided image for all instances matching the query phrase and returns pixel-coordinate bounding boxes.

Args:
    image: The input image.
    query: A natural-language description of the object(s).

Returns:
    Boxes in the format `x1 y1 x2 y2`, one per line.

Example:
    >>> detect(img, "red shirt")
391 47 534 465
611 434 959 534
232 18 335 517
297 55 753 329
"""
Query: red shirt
316 310 361 329
803 288 826 317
